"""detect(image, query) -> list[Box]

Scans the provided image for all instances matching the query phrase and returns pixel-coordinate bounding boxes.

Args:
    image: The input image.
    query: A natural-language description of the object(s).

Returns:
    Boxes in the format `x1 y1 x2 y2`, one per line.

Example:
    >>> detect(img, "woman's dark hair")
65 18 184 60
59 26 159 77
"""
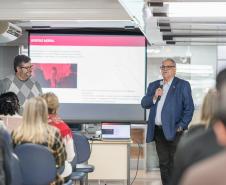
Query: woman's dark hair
0 92 20 115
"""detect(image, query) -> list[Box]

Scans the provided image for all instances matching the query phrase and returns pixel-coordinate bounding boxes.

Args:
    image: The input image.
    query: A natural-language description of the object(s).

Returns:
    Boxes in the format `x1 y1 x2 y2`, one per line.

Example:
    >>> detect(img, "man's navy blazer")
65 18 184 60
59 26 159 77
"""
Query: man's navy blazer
141 77 194 143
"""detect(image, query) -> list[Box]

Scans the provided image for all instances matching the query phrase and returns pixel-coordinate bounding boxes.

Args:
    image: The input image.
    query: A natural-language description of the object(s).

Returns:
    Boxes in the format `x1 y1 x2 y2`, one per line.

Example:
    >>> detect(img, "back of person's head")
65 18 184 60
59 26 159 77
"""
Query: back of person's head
41 92 59 114
23 96 48 126
216 68 226 93
0 92 20 116
211 84 226 147
215 69 226 125
215 85 226 126
209 69 226 126
13 55 31 73
13 96 56 144
200 88 218 126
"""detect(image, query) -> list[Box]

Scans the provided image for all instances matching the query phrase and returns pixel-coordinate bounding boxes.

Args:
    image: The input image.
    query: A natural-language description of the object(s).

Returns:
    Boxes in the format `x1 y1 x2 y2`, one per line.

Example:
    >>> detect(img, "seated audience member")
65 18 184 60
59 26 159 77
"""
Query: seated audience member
0 128 12 185
0 92 23 185
180 85 226 185
41 93 75 161
0 92 22 133
41 93 74 178
199 88 218 127
11 97 67 185
178 88 218 146
170 88 222 185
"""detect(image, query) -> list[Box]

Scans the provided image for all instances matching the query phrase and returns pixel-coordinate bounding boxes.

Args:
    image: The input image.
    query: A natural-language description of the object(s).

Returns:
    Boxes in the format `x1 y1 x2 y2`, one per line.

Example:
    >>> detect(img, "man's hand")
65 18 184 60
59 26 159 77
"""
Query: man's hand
153 88 163 101
177 127 183 132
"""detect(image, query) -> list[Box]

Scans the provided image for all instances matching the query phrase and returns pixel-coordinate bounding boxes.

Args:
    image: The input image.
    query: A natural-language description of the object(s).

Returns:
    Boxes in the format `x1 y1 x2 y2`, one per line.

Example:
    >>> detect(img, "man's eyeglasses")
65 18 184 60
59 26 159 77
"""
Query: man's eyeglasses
20 65 33 70
160 65 175 70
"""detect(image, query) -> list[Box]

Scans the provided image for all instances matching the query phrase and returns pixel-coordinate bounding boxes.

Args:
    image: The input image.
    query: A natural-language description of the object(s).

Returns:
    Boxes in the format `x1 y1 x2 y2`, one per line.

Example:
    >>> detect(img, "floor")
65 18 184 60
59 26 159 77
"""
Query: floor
89 169 162 185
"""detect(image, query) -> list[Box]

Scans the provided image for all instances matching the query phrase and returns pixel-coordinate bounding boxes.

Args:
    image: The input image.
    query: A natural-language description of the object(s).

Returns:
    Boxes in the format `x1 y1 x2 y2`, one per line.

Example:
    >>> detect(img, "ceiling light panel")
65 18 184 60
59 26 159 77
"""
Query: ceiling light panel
166 2 226 17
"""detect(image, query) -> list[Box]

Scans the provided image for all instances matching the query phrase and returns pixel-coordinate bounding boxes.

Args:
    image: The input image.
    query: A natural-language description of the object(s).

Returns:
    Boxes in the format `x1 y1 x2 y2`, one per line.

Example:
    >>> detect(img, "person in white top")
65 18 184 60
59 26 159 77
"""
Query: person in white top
0 92 22 133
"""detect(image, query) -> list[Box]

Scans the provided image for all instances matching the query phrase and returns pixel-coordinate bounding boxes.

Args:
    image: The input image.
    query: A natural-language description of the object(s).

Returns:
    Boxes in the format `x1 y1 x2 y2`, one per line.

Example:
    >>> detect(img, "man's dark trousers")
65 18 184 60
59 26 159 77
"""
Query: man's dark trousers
154 125 182 185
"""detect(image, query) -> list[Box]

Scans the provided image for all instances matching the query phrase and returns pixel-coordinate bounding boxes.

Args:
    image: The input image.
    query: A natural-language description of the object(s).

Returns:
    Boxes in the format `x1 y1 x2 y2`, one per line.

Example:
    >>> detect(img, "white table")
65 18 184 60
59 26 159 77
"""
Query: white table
88 140 131 185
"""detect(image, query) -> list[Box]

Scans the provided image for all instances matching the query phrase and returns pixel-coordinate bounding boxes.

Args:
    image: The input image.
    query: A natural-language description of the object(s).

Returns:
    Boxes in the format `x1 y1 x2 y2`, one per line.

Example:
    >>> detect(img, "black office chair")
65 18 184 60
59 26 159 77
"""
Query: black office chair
0 128 23 185
71 132 95 185
14 143 73 185
69 151 86 185
11 153 23 185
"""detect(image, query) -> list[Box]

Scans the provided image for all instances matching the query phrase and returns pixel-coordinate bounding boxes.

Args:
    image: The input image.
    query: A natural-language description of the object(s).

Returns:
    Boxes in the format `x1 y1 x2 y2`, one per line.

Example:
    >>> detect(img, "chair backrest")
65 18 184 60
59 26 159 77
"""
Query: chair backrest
72 133 91 164
14 143 57 185
11 153 23 185
0 128 12 185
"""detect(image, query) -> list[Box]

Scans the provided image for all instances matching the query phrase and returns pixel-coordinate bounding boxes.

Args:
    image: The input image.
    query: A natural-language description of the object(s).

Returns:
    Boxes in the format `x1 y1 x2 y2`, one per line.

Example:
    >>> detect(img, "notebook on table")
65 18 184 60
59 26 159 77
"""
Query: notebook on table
101 122 131 141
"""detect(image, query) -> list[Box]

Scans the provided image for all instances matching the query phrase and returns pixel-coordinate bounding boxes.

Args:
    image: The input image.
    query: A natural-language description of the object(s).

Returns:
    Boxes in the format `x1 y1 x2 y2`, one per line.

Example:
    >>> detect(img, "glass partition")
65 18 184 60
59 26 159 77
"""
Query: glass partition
147 45 217 110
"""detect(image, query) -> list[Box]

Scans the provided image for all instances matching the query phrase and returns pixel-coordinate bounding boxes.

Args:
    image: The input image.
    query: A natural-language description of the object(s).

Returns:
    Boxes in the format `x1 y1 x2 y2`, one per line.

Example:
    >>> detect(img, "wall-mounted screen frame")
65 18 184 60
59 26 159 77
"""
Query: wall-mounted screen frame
29 29 147 123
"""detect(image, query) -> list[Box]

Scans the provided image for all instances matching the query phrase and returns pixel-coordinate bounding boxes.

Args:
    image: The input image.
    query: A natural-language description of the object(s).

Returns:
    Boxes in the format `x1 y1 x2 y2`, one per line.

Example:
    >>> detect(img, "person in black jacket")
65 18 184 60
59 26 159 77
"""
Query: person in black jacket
180 74 226 185
170 70 226 185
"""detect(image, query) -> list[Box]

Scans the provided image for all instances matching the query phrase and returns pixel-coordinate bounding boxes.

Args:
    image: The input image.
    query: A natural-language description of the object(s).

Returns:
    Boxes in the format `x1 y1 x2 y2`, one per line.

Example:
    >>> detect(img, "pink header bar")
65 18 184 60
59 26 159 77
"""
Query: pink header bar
30 35 145 46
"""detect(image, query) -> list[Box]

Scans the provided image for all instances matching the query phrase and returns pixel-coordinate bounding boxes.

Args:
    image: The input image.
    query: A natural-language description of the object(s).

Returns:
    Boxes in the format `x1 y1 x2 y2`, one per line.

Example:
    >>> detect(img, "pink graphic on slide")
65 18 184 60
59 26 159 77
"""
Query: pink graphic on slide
30 35 145 47
33 63 77 88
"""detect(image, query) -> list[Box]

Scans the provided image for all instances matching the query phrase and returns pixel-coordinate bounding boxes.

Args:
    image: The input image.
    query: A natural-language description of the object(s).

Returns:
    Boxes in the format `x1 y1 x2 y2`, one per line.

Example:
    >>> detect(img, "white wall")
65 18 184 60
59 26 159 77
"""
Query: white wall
147 45 217 107
0 46 19 79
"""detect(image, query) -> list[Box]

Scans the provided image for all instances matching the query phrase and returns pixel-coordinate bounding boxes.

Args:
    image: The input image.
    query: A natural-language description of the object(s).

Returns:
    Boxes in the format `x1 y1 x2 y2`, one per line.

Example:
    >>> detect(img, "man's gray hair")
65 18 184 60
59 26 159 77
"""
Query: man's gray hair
162 58 176 67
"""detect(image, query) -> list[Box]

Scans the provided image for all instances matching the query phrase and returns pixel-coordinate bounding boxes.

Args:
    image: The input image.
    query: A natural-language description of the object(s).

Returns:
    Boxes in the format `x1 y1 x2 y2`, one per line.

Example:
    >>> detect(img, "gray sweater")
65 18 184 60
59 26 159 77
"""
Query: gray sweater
0 75 42 112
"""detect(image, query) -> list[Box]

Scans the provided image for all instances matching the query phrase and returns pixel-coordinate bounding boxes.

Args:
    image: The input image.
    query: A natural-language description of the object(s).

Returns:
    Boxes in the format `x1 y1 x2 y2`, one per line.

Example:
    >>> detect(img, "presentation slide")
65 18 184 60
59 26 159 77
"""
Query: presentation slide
29 33 146 121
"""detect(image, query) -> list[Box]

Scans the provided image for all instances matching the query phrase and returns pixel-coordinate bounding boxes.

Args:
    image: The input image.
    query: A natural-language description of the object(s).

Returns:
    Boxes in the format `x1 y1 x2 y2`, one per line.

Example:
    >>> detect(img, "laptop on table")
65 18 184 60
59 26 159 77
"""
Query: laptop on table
101 122 131 141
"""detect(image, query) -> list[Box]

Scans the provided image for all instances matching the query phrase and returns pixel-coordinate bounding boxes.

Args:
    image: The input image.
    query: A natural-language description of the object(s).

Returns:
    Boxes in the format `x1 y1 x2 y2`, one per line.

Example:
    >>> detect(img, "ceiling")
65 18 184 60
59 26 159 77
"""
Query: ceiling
147 1 226 45
2 0 226 46
0 0 136 46
119 0 226 45
0 0 131 22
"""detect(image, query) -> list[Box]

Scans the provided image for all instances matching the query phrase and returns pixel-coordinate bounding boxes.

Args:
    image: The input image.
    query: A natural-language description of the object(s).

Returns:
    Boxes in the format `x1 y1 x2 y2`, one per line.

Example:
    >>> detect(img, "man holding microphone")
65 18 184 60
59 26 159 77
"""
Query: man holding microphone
141 58 194 185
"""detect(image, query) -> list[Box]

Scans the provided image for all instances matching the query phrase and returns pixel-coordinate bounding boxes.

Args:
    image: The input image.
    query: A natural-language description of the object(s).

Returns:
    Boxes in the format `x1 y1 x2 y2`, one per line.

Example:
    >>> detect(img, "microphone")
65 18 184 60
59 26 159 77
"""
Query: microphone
157 81 163 101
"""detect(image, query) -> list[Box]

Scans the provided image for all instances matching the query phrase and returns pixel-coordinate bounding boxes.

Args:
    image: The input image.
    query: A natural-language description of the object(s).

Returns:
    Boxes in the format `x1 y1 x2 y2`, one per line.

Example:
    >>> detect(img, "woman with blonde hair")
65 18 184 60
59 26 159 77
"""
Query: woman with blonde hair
41 92 75 180
12 97 67 185
200 88 218 126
